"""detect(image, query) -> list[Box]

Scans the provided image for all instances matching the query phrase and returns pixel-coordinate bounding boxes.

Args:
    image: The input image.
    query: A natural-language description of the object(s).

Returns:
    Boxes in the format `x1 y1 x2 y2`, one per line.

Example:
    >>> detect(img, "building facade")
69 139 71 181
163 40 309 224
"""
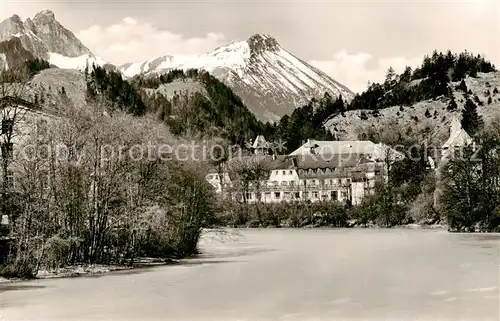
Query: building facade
206 152 387 205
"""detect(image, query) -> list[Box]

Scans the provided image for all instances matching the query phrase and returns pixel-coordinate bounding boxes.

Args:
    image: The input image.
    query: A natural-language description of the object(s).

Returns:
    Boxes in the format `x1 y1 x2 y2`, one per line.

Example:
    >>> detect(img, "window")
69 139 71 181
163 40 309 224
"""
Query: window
274 192 281 199
289 170 293 175
341 191 348 198
312 191 319 198
275 171 278 175
273 181 278 186
246 192 253 200
331 190 338 200
6 170 14 188
282 170 286 175
284 192 290 198
295 192 300 199
311 180 316 186
281 181 288 186
289 181 295 187
338 179 342 185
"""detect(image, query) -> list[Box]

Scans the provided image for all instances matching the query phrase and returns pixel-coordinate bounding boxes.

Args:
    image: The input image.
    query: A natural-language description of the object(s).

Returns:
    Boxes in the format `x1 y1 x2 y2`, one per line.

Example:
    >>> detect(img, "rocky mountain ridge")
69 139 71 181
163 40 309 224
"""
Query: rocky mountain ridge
0 10 103 70
120 33 354 121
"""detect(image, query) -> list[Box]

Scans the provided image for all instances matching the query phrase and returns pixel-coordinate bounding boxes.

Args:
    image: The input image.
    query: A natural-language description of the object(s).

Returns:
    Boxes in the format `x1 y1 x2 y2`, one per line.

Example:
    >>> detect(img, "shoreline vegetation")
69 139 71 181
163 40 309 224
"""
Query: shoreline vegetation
0 224 449 284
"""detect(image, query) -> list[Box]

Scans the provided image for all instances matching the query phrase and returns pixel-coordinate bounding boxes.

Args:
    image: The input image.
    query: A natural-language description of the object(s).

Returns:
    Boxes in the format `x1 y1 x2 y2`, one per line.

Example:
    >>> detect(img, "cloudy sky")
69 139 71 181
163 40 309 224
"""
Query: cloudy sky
1 0 498 92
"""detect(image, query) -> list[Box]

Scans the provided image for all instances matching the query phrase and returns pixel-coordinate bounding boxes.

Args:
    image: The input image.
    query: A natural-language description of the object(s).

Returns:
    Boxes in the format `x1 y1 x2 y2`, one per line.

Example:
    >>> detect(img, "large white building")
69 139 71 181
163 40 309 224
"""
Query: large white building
206 137 395 205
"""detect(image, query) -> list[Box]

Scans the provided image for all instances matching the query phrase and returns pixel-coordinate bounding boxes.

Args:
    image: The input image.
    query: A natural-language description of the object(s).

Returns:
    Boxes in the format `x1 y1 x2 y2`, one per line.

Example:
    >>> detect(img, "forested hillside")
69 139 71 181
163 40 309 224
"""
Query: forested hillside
322 51 498 143
347 51 495 113
130 68 332 150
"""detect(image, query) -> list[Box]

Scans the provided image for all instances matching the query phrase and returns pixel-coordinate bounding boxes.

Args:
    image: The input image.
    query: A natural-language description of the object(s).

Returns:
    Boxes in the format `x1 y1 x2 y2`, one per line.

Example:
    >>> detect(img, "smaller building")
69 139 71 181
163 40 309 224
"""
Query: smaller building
441 117 473 160
251 135 269 155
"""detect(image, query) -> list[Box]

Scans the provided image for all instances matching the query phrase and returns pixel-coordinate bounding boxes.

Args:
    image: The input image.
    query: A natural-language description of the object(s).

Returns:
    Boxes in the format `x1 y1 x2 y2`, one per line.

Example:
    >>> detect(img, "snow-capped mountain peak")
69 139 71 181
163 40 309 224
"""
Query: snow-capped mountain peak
119 33 354 121
0 10 105 71
0 10 354 122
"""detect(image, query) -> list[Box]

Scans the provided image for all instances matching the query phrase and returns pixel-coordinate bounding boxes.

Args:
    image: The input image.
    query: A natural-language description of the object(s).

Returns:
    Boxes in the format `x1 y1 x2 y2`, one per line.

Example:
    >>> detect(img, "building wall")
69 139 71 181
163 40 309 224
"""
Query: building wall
351 182 365 205
206 166 380 205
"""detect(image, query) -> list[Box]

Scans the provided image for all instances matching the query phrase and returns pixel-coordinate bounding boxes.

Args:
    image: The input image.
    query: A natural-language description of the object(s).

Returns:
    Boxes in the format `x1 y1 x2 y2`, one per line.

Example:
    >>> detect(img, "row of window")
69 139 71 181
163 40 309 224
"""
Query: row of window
274 170 294 175
244 190 349 200
270 178 351 186
208 176 352 186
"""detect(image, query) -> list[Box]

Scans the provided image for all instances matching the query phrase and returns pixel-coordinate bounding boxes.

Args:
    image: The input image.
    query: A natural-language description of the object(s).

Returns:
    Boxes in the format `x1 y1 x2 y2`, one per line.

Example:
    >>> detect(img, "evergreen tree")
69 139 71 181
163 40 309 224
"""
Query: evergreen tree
457 79 467 92
447 97 458 111
461 98 483 136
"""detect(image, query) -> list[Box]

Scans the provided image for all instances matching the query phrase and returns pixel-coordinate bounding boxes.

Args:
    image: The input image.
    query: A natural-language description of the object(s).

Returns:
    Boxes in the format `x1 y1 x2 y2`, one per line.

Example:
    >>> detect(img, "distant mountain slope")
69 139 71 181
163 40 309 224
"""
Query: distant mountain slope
325 72 500 146
0 10 105 71
120 34 354 122
30 68 87 105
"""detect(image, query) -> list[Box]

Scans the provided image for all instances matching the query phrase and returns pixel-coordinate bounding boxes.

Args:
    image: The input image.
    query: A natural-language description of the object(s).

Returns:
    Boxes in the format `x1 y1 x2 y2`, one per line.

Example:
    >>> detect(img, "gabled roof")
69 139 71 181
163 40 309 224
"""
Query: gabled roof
442 118 472 149
252 135 268 149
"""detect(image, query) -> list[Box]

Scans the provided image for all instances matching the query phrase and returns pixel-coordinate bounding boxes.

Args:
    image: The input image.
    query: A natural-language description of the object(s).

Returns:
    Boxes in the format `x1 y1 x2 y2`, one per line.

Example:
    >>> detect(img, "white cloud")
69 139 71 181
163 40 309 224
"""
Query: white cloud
309 50 422 93
76 17 227 65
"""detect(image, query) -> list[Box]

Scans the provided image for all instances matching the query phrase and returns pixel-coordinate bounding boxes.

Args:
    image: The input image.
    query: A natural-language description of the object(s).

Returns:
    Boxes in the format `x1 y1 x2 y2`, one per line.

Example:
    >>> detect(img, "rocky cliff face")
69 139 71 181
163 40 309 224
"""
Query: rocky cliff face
0 10 99 70
30 10 92 58
0 14 48 59
0 37 36 70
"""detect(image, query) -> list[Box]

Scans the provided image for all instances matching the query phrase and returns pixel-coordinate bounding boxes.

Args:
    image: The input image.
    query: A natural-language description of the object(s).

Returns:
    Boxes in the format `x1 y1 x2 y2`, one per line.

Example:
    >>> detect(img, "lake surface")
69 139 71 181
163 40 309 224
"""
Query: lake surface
1 228 499 321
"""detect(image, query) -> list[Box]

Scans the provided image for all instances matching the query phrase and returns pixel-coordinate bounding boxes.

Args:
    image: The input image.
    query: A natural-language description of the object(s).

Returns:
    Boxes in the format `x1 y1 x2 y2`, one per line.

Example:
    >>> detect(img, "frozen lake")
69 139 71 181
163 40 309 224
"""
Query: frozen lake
1 228 499 320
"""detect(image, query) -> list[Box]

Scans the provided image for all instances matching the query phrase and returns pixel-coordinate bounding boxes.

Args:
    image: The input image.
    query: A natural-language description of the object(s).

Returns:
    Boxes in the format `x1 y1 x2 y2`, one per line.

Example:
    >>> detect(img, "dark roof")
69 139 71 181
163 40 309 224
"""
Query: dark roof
0 96 37 110
223 153 378 174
